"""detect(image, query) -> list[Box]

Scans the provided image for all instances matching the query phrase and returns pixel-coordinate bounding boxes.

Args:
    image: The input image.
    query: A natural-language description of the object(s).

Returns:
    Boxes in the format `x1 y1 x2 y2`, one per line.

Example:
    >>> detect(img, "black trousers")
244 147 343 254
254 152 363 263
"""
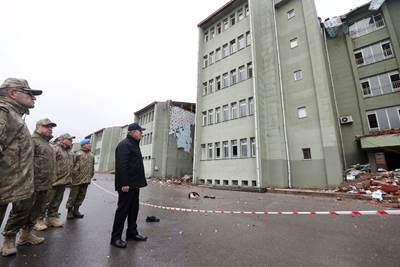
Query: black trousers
111 189 140 242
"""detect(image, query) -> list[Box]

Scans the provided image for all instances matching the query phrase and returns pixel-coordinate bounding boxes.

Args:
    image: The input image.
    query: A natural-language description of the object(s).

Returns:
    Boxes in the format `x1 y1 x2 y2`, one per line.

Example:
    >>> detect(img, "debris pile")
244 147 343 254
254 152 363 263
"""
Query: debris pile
337 165 400 201
151 175 193 186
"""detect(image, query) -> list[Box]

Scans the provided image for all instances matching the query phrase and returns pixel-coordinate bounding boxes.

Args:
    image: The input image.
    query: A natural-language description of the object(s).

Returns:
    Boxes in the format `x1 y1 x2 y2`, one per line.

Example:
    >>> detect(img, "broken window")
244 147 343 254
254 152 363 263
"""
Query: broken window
247 62 253 79
250 137 256 157
216 23 221 34
216 76 221 91
294 70 303 81
230 14 236 26
361 80 371 96
209 52 215 65
202 82 207 96
223 18 229 30
215 142 221 159
208 143 213 159
208 79 214 94
223 141 229 158
302 148 311 160
297 106 307 119
287 9 295 19
367 113 379 130
390 73 400 90
230 39 237 54
231 140 238 158
238 8 244 21
290 37 298 48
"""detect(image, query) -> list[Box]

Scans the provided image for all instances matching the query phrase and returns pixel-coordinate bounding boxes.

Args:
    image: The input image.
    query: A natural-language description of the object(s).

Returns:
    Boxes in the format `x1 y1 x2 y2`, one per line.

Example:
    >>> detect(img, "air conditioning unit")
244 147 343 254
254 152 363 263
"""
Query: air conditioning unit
339 115 353 124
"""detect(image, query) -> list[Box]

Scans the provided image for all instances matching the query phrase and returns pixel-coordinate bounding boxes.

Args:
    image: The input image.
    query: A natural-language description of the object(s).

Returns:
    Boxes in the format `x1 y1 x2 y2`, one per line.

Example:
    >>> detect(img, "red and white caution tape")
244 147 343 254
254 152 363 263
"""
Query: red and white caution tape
93 182 400 216
141 202 400 216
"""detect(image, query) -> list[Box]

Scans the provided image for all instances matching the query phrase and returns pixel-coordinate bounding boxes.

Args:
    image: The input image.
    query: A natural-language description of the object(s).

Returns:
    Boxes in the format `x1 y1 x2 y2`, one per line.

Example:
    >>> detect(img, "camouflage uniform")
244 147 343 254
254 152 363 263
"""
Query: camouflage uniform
66 148 95 211
22 130 56 230
47 140 74 218
0 96 34 236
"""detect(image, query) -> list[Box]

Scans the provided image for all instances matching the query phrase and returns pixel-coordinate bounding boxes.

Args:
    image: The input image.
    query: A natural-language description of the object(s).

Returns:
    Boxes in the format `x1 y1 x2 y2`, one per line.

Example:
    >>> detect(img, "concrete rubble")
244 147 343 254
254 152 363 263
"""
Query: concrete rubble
337 164 400 202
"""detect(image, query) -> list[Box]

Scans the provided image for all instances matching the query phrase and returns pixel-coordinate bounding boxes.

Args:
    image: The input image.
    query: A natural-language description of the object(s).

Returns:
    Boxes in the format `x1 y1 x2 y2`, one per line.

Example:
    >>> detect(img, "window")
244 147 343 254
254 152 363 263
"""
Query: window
201 144 206 160
231 140 238 158
248 97 254 115
354 51 364 65
245 5 249 17
204 31 209 42
302 148 311 160
202 112 207 126
349 13 385 38
209 52 215 65
367 113 379 130
297 106 307 119
203 55 208 68
222 105 229 121
208 143 213 159
247 62 253 78
238 65 246 81
210 27 215 40
238 34 245 50
250 137 256 157
223 141 229 158
216 23 222 34
246 31 251 46
223 44 229 58
209 79 214 94
216 48 222 61
215 142 221 159
238 8 244 21
239 100 247 117
230 39 237 54
360 80 371 96
222 73 229 88
390 73 400 90
223 18 229 30
230 14 236 26
287 9 295 19
216 76 221 91
215 107 221 123
202 82 207 96
294 70 303 81
240 139 248 157
208 109 214 125
231 102 238 119
230 69 237 85
290 37 298 48
382 42 393 57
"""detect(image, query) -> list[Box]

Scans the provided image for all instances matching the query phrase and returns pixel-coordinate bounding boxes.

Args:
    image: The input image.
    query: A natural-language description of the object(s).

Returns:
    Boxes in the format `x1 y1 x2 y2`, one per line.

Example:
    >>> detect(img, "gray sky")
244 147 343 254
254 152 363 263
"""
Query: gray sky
0 0 369 141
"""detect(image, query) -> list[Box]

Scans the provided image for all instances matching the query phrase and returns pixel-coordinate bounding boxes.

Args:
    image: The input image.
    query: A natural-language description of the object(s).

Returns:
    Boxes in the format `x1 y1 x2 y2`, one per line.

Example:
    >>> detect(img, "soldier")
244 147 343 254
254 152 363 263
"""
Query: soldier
0 78 42 257
66 139 95 220
46 133 75 228
28 119 57 232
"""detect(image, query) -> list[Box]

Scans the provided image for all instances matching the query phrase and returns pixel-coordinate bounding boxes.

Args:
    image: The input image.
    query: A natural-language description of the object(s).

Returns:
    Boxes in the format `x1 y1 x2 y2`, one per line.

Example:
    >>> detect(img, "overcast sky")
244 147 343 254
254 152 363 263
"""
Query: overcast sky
0 0 369 140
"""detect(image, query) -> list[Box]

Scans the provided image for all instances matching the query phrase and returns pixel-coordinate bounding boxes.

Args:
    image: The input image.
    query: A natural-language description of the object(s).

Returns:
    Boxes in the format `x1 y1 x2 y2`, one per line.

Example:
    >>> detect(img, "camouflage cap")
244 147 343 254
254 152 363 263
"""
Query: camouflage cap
36 118 57 127
57 133 75 140
0 78 42 96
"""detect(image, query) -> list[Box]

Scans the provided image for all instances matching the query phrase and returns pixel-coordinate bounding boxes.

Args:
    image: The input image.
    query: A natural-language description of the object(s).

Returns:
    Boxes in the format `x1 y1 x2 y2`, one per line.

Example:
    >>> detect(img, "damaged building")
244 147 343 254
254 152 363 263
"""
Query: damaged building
194 0 400 190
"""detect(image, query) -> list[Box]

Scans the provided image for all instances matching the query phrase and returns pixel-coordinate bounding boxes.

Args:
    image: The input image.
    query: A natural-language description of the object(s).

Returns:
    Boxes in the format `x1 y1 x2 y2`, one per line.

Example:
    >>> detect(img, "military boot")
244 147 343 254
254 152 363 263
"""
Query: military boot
47 217 64 228
17 229 45 246
33 219 48 231
73 207 84 219
1 236 17 257
67 208 74 220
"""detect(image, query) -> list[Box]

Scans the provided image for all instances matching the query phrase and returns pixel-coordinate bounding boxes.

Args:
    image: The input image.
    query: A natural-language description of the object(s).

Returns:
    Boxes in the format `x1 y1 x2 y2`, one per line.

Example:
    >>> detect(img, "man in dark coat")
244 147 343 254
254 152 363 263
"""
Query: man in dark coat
110 123 148 248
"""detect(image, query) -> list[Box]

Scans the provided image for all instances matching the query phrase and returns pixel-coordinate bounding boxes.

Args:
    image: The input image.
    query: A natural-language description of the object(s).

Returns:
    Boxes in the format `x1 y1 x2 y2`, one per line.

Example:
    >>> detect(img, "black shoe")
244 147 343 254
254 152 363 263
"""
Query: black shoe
110 239 127 248
126 234 147 242
73 208 84 218
67 208 74 220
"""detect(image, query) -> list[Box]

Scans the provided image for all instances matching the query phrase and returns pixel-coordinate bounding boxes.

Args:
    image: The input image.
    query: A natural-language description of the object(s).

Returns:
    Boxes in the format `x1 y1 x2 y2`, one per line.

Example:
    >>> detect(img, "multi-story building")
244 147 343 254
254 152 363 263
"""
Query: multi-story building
135 100 196 178
325 0 400 171
194 0 344 190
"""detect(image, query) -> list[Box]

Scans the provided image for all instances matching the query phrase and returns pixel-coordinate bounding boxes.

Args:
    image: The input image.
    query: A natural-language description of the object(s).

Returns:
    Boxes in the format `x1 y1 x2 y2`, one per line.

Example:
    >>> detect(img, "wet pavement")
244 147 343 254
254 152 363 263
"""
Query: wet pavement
1 173 399 267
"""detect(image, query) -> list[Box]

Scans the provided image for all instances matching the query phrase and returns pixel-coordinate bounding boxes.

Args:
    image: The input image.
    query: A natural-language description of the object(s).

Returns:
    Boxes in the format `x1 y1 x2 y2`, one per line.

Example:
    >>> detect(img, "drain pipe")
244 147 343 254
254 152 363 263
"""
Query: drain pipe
272 0 292 188
323 29 347 169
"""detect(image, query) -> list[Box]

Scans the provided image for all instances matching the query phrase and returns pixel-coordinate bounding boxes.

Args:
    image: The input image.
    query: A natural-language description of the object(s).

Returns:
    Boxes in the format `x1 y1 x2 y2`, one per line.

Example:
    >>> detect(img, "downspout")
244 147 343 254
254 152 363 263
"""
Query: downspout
248 0 262 189
272 0 292 188
323 29 347 169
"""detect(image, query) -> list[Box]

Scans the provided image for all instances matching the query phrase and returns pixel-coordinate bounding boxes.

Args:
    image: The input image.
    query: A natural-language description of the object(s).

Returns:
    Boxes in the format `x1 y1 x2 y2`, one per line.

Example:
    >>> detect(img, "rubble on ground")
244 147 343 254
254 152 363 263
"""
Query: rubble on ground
150 175 193 186
337 164 400 202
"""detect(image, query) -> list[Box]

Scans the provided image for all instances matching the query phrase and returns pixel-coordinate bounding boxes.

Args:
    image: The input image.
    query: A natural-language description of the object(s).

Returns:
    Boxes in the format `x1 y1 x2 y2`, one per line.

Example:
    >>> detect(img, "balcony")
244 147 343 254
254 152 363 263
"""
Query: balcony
349 16 385 39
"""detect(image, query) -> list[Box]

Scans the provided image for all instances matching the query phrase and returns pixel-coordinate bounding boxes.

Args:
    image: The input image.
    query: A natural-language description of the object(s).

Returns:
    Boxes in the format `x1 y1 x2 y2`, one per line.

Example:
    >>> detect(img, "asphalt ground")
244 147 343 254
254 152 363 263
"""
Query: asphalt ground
1 173 399 267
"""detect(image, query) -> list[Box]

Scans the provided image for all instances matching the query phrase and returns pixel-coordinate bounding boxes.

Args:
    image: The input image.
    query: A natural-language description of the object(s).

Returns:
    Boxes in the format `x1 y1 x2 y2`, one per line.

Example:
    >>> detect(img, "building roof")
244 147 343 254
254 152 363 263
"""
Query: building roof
134 100 196 115
197 0 239 28
341 1 371 19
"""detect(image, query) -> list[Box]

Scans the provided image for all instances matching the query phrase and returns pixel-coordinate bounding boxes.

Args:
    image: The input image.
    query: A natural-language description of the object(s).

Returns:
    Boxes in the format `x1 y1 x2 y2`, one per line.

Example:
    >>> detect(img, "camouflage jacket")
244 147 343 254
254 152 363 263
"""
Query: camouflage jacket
72 149 95 185
32 131 56 191
0 97 34 204
52 143 74 187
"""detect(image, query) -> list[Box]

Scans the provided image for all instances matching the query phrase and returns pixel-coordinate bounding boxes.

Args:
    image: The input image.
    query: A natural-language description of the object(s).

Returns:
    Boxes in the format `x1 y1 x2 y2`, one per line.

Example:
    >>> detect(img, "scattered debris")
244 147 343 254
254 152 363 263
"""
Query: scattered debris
146 216 160 223
337 165 400 203
150 176 193 186
204 195 216 199
188 192 200 199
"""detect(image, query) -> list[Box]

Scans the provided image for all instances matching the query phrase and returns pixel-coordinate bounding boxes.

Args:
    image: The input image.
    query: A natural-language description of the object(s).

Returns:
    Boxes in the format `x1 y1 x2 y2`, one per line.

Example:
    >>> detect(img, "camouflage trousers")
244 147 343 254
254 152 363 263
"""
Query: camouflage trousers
0 204 7 228
22 190 48 231
2 197 34 237
47 185 66 218
66 184 89 209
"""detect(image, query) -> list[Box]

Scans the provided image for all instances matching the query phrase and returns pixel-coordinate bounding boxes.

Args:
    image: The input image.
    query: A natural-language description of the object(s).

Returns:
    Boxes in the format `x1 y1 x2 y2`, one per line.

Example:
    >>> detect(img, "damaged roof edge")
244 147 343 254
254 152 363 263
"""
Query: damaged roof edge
341 1 371 19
